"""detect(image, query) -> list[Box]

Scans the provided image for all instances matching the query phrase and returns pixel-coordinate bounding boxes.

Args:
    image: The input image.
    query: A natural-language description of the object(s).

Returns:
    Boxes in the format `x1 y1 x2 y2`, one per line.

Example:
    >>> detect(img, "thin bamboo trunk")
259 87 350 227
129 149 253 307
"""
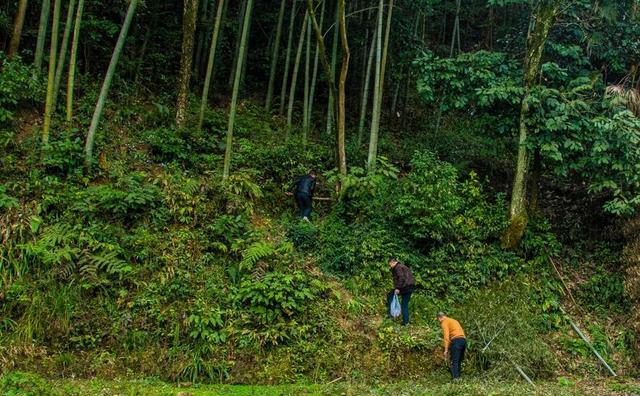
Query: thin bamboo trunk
326 2 339 136
223 0 254 179
66 0 84 123
8 0 29 58
197 0 225 129
42 0 62 145
286 10 309 139
367 0 393 172
239 2 252 90
279 0 297 115
307 0 326 133
228 0 246 91
84 0 138 169
449 0 460 57
193 0 210 82
175 0 200 128
357 23 376 145
303 15 311 141
265 0 286 112
52 0 78 110
35 0 51 70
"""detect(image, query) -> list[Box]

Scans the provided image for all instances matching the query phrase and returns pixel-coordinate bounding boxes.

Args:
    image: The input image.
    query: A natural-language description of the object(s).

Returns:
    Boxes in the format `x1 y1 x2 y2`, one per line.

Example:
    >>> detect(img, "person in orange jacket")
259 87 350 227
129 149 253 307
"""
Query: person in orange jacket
437 312 466 380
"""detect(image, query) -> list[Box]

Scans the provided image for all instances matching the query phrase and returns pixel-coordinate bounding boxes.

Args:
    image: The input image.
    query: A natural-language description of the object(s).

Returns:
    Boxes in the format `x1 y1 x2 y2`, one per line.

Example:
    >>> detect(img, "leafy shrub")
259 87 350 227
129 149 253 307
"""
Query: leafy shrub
41 137 84 177
0 55 43 125
71 172 160 221
395 151 506 245
0 371 57 396
234 271 327 346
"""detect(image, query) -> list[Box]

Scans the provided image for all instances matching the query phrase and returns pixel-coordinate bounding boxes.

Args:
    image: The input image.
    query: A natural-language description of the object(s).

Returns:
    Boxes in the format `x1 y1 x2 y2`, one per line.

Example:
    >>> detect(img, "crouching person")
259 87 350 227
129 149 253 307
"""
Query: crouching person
387 257 415 326
437 312 467 380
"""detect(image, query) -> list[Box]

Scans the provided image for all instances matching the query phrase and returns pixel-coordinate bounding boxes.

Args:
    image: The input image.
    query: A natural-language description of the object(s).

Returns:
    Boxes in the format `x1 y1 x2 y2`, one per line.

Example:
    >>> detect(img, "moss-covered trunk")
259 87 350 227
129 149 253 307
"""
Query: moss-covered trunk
175 0 200 128
8 0 29 58
503 0 560 248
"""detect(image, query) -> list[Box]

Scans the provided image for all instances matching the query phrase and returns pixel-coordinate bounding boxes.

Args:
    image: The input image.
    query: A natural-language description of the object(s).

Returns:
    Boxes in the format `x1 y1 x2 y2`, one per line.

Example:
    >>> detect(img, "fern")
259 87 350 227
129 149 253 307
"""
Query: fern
240 241 276 271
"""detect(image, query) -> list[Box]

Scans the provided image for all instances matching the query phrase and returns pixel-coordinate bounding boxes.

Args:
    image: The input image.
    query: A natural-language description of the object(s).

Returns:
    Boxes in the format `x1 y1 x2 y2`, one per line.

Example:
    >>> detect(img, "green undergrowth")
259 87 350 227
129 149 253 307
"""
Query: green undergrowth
0 93 636 384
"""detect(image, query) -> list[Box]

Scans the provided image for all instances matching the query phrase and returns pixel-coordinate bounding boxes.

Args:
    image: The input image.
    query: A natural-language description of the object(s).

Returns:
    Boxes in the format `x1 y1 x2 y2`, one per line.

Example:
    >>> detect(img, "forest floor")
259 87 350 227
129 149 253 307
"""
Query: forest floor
40 376 640 395
0 369 633 396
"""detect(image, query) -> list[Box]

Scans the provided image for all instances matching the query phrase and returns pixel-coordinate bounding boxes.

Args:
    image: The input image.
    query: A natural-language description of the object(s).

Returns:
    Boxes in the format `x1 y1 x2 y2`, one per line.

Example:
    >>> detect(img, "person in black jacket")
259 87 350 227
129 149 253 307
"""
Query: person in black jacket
387 257 416 325
293 170 317 221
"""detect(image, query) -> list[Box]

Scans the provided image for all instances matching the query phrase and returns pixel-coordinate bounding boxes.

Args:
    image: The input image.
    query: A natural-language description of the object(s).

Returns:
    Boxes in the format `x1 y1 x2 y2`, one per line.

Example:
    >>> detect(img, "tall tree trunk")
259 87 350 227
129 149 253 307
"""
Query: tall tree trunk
228 0 246 91
84 0 138 169
66 0 84 123
367 0 393 172
336 0 349 176
286 10 308 139
175 0 200 128
35 0 51 70
307 0 326 134
193 0 209 82
307 0 344 176
265 0 286 112
239 2 252 91
52 0 78 110
222 0 253 179
325 1 339 136
42 0 62 145
503 0 560 248
279 0 297 115
197 0 225 129
357 23 377 146
449 0 460 57
303 15 311 141
8 0 29 58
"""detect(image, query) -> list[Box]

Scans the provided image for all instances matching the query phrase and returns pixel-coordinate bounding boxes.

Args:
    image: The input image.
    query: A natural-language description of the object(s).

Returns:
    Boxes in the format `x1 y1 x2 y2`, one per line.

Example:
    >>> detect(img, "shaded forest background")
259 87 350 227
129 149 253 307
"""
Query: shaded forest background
1 0 640 387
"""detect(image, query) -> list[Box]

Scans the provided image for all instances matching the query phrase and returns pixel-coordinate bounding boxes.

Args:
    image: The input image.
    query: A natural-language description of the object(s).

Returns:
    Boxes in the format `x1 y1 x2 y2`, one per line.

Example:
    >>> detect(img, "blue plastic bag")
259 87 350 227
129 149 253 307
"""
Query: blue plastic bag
390 294 401 318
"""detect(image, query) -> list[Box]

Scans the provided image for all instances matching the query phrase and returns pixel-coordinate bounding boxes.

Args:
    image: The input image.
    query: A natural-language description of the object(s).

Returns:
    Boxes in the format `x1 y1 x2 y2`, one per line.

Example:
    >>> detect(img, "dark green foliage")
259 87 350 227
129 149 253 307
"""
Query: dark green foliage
0 55 43 125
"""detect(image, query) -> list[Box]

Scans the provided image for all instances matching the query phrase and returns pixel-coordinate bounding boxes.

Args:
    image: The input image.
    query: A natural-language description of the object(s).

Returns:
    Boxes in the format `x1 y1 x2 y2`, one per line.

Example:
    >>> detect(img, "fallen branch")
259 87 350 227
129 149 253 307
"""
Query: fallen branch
285 192 334 201
560 306 617 377
549 257 579 309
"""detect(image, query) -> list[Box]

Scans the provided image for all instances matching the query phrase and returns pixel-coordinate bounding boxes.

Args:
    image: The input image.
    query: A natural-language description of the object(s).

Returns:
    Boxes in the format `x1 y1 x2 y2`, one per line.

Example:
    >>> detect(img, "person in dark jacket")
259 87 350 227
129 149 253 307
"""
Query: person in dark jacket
293 170 317 221
387 257 416 325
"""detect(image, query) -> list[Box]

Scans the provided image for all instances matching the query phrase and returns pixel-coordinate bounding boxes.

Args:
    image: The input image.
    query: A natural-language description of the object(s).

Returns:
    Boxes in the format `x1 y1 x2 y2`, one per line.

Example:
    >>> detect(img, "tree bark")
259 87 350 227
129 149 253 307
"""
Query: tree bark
367 0 393 172
266 0 286 112
175 0 200 128
8 0 29 58
84 0 138 169
504 0 560 248
66 0 85 124
197 0 225 129
52 0 78 110
193 0 210 82
223 0 253 179
42 0 62 145
35 0 51 70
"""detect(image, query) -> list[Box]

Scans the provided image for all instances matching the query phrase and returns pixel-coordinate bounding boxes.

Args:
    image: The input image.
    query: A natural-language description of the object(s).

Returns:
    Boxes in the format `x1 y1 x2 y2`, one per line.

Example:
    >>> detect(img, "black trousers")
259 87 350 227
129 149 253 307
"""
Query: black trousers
449 337 467 379
295 192 312 218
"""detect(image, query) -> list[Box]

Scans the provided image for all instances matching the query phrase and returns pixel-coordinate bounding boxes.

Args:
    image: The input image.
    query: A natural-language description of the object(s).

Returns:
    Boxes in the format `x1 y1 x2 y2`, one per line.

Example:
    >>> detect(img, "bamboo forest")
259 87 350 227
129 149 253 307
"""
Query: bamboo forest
2 0 640 394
